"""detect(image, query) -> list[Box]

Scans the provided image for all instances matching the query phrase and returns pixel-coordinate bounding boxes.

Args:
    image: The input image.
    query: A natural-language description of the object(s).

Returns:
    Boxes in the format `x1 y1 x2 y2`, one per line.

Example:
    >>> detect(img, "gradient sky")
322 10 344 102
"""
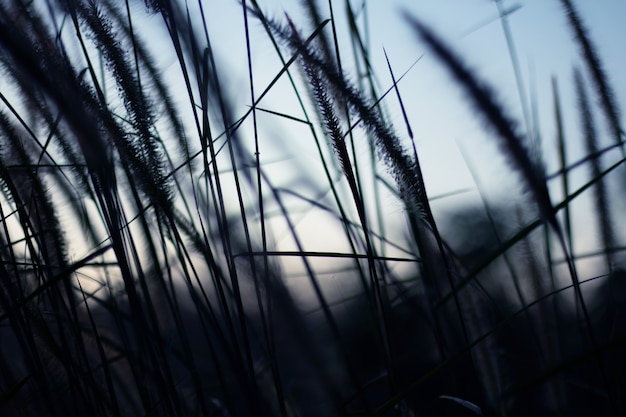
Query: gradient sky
130 1 625 275
185 0 625 199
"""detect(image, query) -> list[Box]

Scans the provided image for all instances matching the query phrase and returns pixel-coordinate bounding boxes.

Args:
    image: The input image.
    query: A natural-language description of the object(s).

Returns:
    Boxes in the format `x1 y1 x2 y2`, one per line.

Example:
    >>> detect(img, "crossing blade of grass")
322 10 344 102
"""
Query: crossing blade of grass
552 77 575 269
574 68 616 269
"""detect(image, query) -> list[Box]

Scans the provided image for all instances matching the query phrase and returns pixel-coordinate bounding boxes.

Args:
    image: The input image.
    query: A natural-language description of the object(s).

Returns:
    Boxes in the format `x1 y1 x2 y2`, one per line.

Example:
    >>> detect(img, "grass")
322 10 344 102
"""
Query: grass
0 0 624 416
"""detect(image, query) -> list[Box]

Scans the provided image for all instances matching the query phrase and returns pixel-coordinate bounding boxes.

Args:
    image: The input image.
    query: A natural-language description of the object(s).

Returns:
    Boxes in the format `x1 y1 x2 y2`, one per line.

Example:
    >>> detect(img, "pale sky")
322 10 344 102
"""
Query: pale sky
184 0 626 200
127 1 626 282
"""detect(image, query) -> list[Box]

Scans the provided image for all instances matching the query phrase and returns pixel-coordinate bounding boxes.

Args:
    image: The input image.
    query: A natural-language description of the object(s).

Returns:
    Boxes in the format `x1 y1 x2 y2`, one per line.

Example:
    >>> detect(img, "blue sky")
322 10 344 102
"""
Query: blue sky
129 1 625 279
186 0 625 199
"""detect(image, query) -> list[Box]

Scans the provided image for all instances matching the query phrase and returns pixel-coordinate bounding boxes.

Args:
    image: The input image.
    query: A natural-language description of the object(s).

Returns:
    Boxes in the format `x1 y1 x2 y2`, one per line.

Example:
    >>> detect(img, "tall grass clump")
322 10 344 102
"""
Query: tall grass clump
0 0 624 416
